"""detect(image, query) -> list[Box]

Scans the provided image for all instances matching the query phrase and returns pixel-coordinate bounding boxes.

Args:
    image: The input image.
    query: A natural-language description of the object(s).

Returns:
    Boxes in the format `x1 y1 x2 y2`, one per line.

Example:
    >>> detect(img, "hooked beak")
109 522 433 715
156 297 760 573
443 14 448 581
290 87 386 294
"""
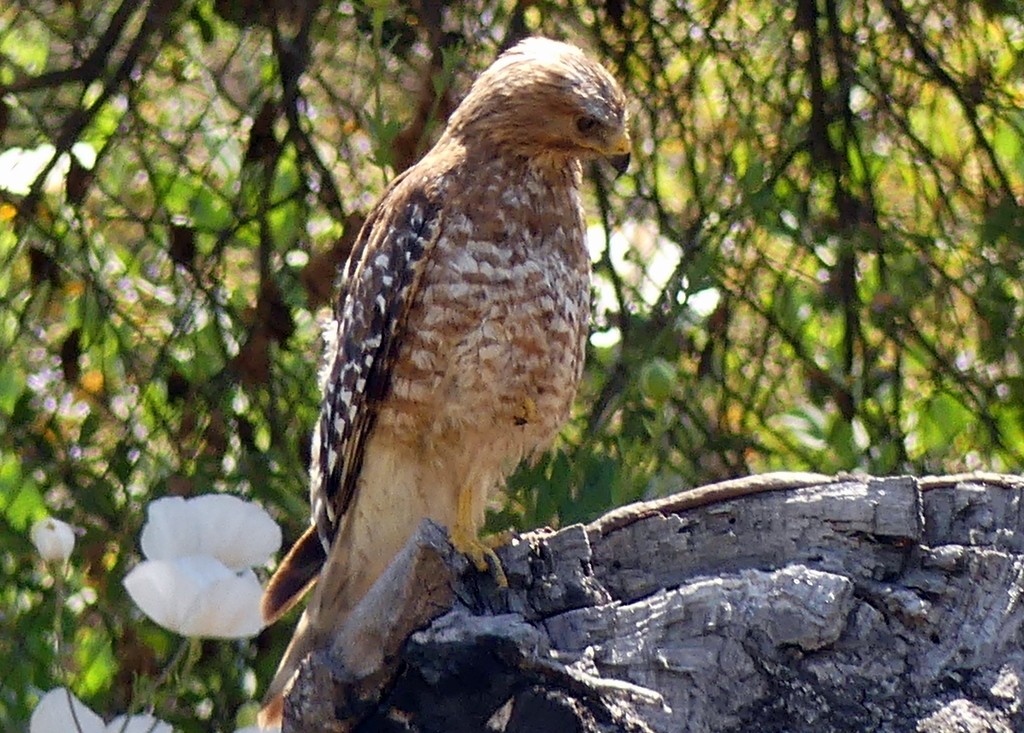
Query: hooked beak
609 152 631 176
606 129 631 176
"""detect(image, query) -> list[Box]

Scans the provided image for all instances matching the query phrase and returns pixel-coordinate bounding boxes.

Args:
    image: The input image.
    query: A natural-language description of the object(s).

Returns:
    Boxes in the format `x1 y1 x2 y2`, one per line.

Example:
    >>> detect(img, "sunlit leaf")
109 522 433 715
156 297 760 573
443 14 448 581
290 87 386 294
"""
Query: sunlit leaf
73 626 117 697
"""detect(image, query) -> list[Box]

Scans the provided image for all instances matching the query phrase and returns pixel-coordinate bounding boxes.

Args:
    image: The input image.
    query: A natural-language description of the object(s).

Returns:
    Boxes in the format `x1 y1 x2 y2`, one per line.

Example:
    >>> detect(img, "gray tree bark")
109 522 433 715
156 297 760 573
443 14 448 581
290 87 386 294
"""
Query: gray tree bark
282 472 1024 733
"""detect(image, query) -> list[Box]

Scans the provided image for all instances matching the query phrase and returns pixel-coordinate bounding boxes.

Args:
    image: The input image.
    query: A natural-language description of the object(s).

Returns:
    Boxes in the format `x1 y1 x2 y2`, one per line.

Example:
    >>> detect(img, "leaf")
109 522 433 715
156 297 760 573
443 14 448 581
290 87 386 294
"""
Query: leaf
189 3 217 43
178 321 228 382
0 361 25 415
535 452 571 527
826 419 859 470
0 454 45 530
773 407 828 453
0 26 49 73
72 625 116 697
917 393 972 452
190 186 232 230
565 454 616 524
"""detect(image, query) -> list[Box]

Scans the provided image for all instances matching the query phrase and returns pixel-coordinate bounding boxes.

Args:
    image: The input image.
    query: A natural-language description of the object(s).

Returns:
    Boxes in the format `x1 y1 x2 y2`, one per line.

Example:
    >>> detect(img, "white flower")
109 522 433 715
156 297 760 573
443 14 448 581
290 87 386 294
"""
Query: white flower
235 727 281 733
30 687 172 733
30 688 101 733
30 517 76 564
124 493 281 638
140 495 281 570
105 715 173 733
123 555 264 638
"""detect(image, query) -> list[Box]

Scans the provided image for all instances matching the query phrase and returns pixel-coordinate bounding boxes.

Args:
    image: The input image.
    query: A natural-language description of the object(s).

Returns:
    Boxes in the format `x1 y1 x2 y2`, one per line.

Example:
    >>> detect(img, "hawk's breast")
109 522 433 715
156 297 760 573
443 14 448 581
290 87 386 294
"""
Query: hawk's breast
377 160 590 469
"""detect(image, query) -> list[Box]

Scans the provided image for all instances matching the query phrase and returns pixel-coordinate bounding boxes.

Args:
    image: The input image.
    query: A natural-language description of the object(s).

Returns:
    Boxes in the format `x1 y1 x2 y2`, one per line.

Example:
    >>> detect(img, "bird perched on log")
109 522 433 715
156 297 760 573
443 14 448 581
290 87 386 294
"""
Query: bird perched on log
259 36 630 725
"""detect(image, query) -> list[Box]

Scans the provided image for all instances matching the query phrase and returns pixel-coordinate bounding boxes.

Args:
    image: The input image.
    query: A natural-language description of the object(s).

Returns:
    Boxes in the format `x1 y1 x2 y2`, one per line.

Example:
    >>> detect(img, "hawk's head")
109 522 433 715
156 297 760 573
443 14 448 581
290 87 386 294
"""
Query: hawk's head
446 37 631 173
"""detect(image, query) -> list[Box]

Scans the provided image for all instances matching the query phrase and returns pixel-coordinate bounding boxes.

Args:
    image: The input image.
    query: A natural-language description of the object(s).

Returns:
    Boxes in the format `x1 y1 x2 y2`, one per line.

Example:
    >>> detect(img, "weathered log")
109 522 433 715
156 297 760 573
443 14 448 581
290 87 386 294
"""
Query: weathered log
282 472 1024 732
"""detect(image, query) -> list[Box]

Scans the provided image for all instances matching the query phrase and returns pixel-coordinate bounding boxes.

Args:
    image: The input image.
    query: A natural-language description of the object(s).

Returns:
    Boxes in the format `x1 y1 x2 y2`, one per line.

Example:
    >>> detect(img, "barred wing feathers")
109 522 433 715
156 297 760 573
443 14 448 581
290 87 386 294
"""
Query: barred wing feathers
261 181 442 623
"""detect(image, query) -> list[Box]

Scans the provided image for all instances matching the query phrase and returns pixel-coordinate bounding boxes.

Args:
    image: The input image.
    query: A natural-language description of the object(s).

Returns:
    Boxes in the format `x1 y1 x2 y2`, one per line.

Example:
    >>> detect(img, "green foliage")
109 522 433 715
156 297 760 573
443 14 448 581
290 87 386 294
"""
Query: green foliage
2 0 1024 728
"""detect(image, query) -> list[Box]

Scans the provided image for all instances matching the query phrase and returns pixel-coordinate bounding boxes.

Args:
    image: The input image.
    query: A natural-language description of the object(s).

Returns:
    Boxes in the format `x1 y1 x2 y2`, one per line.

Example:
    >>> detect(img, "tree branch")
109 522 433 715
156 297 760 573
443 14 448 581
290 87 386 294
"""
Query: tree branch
280 472 1024 732
1 0 140 94
14 0 178 225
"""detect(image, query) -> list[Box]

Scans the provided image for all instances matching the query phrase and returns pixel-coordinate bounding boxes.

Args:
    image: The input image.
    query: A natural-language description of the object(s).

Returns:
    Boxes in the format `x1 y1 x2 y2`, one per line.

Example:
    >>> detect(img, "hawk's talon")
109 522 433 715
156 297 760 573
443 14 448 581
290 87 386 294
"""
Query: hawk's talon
454 482 509 587
451 527 509 587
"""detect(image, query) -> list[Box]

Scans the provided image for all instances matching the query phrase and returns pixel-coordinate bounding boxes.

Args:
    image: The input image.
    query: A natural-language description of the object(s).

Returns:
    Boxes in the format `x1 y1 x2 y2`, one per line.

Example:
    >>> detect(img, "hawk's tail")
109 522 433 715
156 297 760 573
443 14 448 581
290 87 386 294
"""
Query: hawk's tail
261 524 326 624
258 602 327 728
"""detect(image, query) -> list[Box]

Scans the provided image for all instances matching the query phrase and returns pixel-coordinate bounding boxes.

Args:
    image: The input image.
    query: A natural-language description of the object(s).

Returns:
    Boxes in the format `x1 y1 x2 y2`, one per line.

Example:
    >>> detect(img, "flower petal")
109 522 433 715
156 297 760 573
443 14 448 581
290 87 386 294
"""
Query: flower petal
124 556 264 639
30 688 104 733
191 494 282 570
139 497 195 563
105 714 173 733
124 557 209 636
186 567 265 638
30 517 76 564
140 495 281 570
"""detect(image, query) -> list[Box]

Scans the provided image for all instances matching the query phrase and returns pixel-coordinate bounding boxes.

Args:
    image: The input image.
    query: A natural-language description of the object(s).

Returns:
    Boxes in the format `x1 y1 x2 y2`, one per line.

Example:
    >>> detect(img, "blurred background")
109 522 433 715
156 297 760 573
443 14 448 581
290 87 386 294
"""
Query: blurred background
2 0 1023 729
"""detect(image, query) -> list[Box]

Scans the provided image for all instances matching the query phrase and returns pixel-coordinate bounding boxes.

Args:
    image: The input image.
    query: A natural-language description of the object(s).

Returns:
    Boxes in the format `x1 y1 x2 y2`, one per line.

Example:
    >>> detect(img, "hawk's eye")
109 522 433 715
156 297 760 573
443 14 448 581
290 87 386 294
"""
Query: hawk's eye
576 115 600 134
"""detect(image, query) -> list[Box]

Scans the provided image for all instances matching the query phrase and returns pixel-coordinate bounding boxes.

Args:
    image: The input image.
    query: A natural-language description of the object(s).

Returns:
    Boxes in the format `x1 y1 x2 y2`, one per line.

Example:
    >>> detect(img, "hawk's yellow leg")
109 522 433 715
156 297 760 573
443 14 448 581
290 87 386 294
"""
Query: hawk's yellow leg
451 486 509 587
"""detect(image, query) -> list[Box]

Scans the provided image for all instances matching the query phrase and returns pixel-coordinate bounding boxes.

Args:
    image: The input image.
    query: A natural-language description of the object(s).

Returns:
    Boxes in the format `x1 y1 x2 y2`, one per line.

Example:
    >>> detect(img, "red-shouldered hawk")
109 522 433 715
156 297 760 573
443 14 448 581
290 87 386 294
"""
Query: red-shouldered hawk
259 36 630 724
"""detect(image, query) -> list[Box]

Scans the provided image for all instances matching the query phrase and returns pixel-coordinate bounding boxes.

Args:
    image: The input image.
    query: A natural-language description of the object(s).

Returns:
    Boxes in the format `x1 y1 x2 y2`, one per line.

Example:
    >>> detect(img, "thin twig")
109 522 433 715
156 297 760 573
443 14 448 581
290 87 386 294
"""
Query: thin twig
16 0 175 225
1 0 139 94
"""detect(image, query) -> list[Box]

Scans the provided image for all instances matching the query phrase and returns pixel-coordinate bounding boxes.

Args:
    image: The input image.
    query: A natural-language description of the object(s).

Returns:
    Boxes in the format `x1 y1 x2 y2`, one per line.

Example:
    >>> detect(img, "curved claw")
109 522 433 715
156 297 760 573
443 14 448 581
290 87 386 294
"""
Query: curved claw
451 526 508 587
452 485 509 587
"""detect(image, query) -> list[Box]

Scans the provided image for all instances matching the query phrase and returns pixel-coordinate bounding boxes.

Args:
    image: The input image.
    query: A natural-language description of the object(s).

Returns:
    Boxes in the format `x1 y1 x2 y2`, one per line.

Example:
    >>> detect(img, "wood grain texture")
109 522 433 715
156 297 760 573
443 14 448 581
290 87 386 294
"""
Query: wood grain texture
282 472 1024 733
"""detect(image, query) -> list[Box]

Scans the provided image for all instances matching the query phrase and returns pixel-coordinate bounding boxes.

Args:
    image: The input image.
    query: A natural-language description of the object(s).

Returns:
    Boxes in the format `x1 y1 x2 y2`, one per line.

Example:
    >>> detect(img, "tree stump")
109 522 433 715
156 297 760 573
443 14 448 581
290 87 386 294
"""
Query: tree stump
282 472 1024 732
